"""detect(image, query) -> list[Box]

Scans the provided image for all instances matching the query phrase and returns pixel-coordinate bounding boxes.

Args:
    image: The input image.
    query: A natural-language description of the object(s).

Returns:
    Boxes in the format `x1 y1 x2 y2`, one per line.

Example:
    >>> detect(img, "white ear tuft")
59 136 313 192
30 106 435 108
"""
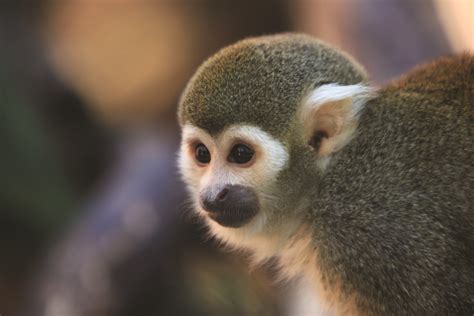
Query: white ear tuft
300 83 374 157
305 83 373 118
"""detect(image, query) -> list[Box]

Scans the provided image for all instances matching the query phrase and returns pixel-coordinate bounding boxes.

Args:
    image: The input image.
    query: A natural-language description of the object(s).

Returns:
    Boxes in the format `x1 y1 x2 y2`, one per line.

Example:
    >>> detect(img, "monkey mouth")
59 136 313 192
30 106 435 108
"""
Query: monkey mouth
206 208 258 228
200 184 260 228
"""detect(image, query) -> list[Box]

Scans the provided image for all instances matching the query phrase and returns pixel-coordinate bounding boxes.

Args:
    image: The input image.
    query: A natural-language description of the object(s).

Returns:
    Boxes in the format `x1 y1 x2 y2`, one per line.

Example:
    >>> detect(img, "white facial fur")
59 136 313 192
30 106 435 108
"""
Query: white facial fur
179 124 289 246
179 84 372 257
178 83 372 315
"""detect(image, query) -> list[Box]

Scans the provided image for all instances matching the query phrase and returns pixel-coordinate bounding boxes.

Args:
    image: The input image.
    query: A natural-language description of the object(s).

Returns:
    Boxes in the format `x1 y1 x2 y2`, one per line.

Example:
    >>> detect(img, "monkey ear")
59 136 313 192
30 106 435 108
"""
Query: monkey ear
300 83 373 156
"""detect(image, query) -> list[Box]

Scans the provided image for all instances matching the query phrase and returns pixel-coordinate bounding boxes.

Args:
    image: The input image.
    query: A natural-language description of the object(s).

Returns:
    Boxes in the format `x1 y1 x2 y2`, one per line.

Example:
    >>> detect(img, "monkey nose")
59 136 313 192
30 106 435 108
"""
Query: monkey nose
199 185 259 228
216 187 229 201
200 187 230 213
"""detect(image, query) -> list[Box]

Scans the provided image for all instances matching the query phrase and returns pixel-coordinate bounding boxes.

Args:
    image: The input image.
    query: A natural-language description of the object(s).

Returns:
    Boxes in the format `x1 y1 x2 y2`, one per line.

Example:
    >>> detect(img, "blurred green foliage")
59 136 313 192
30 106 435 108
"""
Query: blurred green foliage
0 67 77 236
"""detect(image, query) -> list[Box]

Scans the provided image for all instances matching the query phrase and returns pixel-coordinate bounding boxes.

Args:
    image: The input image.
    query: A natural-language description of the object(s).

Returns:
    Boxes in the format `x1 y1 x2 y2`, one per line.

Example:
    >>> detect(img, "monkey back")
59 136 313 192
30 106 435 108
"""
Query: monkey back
315 54 474 315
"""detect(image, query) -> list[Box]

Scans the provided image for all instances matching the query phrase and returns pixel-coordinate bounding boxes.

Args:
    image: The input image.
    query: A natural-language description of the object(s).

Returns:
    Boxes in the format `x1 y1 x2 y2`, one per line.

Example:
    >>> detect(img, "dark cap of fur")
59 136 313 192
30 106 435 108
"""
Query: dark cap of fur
178 33 367 138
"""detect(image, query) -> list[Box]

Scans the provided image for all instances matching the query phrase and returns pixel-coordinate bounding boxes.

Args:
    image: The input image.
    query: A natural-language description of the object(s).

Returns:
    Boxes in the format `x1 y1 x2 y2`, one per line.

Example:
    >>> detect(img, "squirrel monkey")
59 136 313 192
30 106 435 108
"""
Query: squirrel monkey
178 34 473 315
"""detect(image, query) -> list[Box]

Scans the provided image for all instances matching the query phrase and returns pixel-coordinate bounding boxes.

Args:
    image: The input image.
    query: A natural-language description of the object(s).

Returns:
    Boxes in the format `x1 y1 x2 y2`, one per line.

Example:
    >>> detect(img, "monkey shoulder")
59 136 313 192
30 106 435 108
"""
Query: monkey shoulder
382 53 474 109
310 54 474 315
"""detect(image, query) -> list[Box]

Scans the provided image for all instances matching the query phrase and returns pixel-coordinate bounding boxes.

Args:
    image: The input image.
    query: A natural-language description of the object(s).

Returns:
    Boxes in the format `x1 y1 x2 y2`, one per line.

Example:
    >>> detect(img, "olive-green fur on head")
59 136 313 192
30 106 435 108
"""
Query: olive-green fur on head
178 33 367 138
178 32 474 314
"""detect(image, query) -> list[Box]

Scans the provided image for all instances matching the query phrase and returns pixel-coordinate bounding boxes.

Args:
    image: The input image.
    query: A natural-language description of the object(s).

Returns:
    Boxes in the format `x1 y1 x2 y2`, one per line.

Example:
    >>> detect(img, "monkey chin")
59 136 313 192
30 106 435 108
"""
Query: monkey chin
206 206 259 228
204 209 271 250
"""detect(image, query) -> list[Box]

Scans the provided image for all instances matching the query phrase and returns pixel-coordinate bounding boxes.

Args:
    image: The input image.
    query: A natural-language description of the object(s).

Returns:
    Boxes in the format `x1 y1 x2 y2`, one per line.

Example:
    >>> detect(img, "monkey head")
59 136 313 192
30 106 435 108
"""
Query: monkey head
178 34 372 252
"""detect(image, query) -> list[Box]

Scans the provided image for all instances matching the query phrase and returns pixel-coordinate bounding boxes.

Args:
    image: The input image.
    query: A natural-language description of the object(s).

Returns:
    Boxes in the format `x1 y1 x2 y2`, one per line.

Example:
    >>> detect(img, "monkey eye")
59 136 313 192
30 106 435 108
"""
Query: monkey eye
194 143 211 164
228 143 254 164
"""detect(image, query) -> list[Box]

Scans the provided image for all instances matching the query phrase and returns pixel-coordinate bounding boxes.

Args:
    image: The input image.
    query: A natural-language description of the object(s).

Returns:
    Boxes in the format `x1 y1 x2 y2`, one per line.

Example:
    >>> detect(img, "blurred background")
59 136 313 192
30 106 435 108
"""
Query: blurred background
0 1 472 315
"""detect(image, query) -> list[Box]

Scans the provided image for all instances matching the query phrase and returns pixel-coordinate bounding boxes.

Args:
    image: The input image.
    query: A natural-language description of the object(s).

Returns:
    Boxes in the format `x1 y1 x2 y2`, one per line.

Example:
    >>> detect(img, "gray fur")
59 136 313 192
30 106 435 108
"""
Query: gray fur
178 33 367 137
315 54 474 314
178 34 474 315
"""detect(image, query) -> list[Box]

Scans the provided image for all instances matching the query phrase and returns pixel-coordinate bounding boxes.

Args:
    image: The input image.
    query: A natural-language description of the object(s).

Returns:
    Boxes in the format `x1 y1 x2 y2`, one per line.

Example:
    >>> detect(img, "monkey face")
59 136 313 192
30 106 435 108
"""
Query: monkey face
179 124 289 230
177 34 371 249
